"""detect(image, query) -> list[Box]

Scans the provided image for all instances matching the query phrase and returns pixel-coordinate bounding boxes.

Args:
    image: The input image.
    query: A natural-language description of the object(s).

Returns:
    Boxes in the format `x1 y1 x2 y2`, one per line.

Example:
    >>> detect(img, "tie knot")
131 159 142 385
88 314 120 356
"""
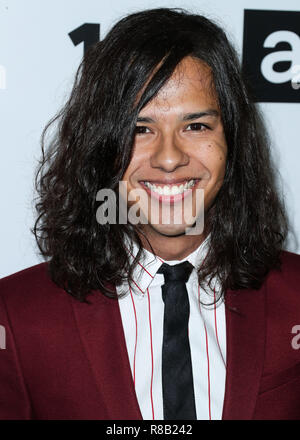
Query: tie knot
157 261 194 284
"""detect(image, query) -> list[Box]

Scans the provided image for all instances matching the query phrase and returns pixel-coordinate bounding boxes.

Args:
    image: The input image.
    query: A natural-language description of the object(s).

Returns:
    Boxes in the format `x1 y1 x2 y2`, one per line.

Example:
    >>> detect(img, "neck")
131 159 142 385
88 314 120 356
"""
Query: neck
137 227 208 261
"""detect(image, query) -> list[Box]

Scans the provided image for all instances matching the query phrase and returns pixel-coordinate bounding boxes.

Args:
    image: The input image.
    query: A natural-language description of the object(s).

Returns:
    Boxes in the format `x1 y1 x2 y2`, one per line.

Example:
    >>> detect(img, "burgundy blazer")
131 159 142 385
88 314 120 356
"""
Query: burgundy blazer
0 250 300 420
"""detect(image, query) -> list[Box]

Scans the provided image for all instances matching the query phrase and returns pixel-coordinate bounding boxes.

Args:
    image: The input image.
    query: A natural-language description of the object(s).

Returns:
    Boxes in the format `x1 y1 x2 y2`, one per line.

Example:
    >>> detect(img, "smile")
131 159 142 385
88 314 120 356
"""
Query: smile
143 179 197 195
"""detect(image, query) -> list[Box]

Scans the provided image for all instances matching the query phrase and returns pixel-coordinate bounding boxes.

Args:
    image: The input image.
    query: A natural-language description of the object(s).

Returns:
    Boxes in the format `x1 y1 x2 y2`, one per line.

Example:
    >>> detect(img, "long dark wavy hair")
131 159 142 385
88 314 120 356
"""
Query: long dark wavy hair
33 7 288 302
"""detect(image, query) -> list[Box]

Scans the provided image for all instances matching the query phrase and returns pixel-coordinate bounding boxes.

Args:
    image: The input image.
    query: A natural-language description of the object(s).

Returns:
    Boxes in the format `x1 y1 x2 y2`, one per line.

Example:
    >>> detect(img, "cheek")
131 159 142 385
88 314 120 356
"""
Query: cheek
194 142 227 175
122 154 147 192
122 154 140 181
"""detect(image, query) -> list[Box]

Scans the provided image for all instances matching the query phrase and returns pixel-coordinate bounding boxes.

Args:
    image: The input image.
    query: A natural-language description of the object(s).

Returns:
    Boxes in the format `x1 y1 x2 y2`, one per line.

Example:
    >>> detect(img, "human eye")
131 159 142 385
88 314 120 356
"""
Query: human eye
185 122 210 132
134 125 151 135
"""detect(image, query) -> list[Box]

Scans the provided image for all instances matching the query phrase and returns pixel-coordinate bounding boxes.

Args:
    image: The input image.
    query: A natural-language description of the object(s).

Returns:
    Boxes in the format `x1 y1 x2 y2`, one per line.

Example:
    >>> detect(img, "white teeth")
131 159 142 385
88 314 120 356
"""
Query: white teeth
165 187 171 195
171 185 179 195
144 179 196 195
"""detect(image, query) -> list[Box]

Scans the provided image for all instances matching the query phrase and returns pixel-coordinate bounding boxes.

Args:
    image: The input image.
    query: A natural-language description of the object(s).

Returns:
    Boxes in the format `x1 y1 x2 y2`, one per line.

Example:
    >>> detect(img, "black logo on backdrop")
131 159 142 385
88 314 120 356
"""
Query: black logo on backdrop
69 23 100 54
242 9 300 102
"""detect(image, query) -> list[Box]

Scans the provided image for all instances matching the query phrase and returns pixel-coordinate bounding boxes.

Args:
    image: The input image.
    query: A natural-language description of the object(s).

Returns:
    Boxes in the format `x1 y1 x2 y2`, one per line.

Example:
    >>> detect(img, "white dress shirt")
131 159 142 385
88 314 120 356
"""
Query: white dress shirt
117 236 227 420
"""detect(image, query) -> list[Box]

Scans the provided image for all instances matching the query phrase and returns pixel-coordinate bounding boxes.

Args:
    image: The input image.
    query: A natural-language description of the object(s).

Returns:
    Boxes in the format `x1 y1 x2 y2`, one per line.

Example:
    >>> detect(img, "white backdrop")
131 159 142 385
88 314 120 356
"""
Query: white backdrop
0 0 299 278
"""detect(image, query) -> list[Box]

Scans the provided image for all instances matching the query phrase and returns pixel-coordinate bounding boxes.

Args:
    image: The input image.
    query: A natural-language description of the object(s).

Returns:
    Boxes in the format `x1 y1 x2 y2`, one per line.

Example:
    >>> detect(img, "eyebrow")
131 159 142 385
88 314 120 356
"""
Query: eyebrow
136 109 219 123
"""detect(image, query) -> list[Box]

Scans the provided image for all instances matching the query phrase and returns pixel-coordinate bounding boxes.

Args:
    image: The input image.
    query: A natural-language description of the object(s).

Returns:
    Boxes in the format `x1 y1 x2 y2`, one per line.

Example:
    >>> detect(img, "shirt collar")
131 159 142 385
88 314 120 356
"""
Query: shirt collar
123 234 210 296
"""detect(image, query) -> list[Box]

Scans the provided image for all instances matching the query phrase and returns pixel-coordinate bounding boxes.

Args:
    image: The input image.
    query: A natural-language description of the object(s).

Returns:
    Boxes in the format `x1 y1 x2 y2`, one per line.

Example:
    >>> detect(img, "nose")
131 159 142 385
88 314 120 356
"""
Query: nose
150 133 189 172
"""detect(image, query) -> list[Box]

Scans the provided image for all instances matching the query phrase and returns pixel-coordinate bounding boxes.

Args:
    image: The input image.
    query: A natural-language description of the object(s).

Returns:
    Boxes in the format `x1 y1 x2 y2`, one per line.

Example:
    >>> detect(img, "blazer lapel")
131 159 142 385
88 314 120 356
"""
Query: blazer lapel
72 286 142 420
222 285 266 419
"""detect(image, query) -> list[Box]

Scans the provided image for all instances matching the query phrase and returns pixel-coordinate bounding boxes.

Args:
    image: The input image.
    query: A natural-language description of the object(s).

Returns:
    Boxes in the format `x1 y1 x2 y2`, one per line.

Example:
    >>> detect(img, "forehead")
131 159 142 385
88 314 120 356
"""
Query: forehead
140 56 218 114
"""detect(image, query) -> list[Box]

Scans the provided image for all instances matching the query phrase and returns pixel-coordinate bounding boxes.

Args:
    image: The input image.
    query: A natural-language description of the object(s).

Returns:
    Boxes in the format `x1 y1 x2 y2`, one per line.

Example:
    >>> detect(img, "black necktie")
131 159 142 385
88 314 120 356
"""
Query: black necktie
157 261 197 420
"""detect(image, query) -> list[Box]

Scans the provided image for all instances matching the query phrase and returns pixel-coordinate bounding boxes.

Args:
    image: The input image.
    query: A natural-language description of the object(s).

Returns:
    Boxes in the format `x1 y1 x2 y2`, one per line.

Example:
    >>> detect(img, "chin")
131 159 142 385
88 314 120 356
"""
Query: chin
149 222 190 237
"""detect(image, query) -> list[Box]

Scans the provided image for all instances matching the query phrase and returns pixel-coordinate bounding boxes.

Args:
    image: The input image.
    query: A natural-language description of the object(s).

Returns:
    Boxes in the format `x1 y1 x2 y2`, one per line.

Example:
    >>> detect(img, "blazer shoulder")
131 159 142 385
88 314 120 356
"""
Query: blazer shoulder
266 249 300 300
0 262 65 305
278 250 300 278
0 262 109 311
280 249 300 264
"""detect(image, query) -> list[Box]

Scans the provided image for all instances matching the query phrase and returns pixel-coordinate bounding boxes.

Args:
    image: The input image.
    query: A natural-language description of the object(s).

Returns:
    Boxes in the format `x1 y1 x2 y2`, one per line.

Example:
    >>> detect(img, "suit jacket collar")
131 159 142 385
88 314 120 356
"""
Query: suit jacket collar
72 282 266 420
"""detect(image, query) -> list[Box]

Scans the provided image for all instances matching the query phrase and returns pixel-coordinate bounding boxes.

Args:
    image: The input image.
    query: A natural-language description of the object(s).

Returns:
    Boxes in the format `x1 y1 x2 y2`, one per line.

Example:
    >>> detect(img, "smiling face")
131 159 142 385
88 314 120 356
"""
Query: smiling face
121 56 227 258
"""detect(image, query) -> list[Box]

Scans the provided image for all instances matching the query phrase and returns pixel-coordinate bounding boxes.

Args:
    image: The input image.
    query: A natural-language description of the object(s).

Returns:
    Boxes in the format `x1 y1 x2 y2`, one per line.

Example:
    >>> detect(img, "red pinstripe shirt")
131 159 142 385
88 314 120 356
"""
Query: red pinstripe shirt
117 236 226 420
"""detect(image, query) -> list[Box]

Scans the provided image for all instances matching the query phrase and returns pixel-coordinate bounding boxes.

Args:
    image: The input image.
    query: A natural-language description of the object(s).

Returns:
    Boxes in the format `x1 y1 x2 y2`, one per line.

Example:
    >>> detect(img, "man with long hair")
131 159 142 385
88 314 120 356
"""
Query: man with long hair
0 8 300 420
